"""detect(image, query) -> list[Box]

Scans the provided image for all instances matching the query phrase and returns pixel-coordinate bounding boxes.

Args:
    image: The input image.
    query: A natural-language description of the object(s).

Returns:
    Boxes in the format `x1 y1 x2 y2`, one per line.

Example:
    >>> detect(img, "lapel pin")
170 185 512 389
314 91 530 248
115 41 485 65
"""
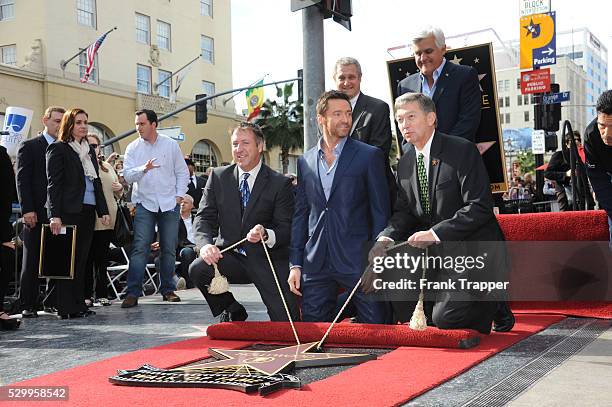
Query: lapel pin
432 159 439 166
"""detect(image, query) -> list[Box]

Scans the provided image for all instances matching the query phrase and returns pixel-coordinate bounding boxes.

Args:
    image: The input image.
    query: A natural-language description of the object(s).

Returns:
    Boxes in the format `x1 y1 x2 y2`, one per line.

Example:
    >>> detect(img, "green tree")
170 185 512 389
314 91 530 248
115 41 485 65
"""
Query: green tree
516 150 535 175
253 83 303 174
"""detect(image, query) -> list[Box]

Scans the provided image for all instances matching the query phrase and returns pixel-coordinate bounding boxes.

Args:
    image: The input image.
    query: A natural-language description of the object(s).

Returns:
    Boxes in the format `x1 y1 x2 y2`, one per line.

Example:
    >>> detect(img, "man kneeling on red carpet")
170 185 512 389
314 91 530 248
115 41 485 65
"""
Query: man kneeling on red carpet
372 92 514 334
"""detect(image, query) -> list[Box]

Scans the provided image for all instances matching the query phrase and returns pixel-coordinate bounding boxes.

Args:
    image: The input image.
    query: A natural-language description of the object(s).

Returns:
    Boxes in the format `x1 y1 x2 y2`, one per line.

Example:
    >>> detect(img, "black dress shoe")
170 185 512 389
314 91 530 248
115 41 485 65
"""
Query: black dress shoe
21 309 38 318
493 302 515 332
43 307 58 314
0 313 21 330
80 310 96 317
57 313 83 320
227 302 248 322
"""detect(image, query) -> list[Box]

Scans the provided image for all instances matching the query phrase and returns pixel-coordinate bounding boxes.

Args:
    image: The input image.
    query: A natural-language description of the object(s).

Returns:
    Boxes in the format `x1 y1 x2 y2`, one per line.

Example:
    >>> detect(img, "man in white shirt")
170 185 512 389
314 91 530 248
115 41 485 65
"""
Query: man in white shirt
121 109 189 308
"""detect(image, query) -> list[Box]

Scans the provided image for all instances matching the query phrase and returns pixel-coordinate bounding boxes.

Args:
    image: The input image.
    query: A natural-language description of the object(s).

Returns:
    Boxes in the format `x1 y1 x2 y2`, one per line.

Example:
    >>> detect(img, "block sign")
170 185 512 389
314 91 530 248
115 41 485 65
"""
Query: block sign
520 0 551 17
521 68 551 94
520 11 556 69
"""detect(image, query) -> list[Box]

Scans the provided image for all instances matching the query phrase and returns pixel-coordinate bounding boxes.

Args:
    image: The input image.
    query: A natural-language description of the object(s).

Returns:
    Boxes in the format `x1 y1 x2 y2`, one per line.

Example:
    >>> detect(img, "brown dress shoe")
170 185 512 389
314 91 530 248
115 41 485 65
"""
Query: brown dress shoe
121 296 139 308
162 291 181 302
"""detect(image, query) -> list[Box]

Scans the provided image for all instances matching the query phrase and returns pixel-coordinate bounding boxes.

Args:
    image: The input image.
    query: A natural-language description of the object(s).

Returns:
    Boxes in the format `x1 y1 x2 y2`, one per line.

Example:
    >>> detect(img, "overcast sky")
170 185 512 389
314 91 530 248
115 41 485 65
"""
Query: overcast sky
230 0 611 113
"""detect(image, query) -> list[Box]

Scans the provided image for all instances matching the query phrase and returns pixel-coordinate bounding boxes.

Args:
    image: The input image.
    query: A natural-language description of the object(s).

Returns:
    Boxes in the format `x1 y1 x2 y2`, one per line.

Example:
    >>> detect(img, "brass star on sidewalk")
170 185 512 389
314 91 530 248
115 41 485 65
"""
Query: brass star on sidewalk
182 342 377 376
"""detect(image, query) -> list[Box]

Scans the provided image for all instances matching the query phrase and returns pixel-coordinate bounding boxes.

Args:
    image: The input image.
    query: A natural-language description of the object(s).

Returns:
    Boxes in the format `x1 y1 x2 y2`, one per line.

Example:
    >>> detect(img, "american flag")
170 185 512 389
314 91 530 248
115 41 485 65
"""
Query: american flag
80 31 109 83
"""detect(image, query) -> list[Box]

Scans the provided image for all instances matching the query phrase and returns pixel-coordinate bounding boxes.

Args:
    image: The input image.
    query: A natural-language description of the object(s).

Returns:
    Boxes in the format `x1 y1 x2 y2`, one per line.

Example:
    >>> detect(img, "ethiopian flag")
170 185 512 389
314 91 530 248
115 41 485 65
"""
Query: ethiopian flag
246 80 264 121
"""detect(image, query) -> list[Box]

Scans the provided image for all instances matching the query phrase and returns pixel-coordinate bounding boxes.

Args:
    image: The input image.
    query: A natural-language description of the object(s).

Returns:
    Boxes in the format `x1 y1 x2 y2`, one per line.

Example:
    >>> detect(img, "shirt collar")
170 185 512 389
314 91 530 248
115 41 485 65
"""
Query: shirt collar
238 157 263 181
415 130 435 157
42 131 55 145
318 136 348 158
349 92 361 110
419 57 447 87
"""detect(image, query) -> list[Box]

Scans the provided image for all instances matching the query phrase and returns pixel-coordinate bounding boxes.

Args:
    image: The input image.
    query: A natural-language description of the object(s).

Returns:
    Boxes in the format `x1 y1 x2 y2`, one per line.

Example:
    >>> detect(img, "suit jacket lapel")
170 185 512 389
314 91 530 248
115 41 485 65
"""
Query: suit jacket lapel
405 147 423 217
350 94 366 137
242 164 269 224
328 137 357 201
432 62 452 103
428 132 442 211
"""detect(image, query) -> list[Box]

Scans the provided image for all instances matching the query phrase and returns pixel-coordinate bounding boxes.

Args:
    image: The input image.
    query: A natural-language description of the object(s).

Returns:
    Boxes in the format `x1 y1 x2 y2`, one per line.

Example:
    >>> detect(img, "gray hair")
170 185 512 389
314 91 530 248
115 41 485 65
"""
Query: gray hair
411 26 446 48
333 57 362 76
394 92 436 115
182 194 194 204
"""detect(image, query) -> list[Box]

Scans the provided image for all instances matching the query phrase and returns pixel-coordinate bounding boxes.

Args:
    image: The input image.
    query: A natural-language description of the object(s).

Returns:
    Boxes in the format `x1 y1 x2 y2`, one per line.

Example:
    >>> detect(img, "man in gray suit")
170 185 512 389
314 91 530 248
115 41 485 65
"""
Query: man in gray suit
375 92 512 333
396 26 481 142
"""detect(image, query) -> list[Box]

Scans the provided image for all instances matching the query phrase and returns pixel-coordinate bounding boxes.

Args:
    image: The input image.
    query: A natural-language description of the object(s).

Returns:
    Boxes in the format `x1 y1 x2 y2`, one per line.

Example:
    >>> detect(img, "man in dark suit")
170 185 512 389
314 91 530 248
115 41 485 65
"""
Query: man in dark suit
15 106 65 317
333 57 397 209
185 158 207 209
396 27 481 142
175 193 197 288
189 122 299 322
373 93 513 333
288 90 390 324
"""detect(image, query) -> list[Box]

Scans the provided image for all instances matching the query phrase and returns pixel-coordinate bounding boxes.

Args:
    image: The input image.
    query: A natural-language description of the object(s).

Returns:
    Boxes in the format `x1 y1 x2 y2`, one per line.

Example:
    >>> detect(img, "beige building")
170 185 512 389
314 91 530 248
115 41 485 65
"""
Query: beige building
0 0 241 172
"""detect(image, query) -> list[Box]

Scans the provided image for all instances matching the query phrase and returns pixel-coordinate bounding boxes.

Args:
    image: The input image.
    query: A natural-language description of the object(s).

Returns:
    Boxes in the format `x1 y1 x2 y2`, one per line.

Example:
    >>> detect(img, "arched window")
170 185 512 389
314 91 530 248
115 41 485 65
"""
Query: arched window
191 140 219 174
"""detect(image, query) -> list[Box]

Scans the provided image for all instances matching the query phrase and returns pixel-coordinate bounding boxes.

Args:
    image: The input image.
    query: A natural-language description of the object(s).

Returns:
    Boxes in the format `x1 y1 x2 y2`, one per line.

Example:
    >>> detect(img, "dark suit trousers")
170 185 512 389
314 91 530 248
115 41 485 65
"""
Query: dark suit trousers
19 222 45 310
189 252 299 321
84 229 113 300
47 205 96 315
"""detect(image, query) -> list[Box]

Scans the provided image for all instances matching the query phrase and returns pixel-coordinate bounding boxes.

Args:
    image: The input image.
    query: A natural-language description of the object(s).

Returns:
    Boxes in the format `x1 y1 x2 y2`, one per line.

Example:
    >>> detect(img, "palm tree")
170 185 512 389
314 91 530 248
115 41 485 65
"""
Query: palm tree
253 83 303 174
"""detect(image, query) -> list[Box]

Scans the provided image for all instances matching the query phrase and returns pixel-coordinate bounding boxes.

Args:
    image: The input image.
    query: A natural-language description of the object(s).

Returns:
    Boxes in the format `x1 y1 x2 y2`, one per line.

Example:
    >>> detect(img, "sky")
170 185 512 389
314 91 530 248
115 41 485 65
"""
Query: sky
230 0 612 114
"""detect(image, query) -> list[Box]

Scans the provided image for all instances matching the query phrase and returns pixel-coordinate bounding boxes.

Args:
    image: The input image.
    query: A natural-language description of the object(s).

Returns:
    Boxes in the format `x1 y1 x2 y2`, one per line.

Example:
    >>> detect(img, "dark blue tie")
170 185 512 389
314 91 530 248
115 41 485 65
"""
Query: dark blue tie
240 173 250 213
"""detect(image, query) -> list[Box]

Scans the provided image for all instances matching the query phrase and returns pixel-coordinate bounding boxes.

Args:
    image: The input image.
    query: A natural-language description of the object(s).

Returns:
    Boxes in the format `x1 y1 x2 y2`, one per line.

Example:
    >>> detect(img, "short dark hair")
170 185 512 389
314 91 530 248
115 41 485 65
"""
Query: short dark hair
184 158 195 167
135 109 158 126
43 106 66 119
596 90 612 115
316 90 351 116
231 121 265 144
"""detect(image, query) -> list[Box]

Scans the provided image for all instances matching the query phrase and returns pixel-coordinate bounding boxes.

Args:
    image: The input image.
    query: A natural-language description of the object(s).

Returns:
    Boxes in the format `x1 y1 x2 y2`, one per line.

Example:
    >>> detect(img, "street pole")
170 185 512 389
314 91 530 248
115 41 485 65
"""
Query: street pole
302 6 325 151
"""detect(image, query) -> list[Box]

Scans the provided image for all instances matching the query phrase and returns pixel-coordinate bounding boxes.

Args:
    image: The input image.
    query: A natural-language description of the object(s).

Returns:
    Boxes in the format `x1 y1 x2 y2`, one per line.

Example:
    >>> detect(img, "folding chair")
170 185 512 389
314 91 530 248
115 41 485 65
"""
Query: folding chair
106 247 161 299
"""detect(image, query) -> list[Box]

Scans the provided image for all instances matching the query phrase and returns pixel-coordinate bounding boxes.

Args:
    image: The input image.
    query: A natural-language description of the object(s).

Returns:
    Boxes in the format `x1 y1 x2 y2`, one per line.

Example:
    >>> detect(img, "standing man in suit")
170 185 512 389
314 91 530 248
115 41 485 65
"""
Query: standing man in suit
185 158 207 209
15 106 65 317
288 90 390 324
189 122 299 322
397 26 481 142
333 57 397 209
375 92 512 333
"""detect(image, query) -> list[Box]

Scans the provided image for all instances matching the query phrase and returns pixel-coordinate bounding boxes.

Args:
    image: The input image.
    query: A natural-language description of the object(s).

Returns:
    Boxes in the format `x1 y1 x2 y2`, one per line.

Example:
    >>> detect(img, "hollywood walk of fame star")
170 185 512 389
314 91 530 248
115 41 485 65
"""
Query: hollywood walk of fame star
449 54 463 65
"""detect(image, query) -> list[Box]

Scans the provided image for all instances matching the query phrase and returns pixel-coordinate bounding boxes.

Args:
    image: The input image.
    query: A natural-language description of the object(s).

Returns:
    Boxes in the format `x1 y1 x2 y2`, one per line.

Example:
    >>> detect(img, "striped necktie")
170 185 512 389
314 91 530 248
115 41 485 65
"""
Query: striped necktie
417 153 430 214
240 173 250 213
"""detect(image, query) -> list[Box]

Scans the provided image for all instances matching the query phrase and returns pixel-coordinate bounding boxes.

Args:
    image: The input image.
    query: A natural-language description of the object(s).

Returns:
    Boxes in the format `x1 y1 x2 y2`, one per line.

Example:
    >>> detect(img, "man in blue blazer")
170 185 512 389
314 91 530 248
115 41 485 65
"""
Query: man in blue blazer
397 26 481 142
288 90 390 323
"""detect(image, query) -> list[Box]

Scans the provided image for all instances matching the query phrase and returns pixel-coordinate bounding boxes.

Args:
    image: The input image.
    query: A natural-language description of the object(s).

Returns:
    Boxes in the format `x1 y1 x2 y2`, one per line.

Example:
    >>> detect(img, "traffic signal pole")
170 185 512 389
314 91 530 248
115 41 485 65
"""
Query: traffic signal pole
101 78 301 148
302 6 325 151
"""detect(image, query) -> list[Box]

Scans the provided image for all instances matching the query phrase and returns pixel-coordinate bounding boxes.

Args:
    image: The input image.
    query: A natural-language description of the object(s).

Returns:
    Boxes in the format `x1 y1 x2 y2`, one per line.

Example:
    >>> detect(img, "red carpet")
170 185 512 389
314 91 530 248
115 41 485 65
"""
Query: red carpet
497 210 609 241
11 314 563 407
512 301 612 319
207 321 480 349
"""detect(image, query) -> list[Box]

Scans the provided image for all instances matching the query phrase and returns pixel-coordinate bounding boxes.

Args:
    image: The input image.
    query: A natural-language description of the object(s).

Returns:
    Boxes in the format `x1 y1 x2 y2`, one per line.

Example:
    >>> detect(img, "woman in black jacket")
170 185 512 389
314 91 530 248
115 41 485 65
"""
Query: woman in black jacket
46 108 109 319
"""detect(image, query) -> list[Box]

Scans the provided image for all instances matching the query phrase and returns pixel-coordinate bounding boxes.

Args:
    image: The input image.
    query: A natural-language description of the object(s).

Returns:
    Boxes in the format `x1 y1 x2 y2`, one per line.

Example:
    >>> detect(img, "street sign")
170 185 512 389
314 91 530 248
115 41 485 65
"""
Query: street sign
290 0 321 12
158 126 184 141
542 91 570 104
532 129 546 154
520 11 556 69
520 0 550 17
520 68 551 94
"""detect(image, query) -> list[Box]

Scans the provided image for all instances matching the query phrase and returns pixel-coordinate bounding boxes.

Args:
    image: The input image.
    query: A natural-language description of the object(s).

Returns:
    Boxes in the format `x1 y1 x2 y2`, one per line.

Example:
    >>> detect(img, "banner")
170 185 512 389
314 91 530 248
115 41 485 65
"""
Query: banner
1 106 34 158
387 43 508 193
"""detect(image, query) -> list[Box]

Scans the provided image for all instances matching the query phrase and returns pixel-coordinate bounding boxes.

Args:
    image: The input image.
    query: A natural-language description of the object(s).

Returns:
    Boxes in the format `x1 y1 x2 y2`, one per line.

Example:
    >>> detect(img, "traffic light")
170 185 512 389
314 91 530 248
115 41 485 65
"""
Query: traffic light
533 83 561 132
195 94 207 124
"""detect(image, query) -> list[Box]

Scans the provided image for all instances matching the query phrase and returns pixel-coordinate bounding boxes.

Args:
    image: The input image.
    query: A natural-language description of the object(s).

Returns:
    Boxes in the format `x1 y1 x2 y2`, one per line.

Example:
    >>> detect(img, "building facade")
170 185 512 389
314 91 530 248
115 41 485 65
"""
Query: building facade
0 0 240 172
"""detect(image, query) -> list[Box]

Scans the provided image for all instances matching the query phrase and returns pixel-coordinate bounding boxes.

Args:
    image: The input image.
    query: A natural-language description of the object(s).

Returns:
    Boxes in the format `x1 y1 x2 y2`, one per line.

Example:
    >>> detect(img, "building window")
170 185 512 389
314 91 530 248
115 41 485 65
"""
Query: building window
497 80 503 92
498 97 503 108
0 44 16 65
500 114 504 124
157 69 171 98
524 111 530 122
517 95 522 106
137 64 151 94
516 78 521 89
200 0 213 17
524 95 529 105
157 20 171 51
0 0 15 21
76 0 96 27
505 113 510 123
78 51 98 83
550 74 555 83
135 13 150 44
504 80 510 91
200 35 214 63
505 96 510 107
191 140 218 173
202 81 216 108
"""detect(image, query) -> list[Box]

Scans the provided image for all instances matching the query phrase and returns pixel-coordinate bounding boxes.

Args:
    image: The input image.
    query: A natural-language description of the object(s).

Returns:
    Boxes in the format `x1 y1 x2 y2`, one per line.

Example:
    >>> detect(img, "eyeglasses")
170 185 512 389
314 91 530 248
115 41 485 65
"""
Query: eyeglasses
90 144 99 148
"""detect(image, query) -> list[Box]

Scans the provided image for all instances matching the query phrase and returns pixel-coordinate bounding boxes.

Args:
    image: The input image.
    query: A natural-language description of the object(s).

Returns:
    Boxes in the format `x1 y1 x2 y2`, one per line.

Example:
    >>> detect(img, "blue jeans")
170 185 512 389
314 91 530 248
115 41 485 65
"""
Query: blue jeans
587 168 612 250
126 203 180 297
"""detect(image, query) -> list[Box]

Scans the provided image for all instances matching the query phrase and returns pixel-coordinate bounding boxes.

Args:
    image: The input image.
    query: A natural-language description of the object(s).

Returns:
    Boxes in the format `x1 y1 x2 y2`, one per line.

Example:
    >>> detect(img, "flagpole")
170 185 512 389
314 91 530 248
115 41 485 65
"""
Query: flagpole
222 74 268 106
154 54 200 90
60 26 117 71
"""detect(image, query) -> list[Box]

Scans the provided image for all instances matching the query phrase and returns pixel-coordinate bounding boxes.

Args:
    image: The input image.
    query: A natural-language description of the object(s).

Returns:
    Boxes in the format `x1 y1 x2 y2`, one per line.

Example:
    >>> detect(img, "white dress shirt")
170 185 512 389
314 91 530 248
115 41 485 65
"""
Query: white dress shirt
237 159 276 248
123 133 190 212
